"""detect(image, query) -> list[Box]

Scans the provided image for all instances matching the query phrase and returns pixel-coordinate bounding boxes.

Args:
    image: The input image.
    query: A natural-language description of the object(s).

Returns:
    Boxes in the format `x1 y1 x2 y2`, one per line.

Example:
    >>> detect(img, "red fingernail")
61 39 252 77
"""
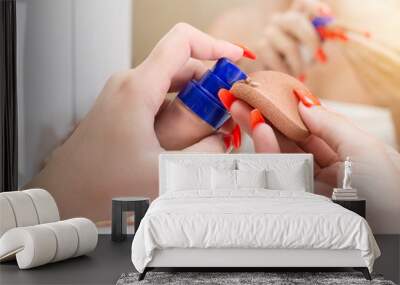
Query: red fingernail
317 27 347 41
315 47 327 63
316 27 328 40
298 73 306 83
235 43 257 60
250 109 265 131
232 125 241 149
331 29 348 42
218 89 236 111
293 88 321 108
223 134 232 150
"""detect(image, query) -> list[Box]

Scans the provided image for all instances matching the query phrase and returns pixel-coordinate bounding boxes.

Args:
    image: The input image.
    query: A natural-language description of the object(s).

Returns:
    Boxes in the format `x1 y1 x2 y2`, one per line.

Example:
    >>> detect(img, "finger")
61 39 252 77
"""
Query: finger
298 103 371 156
274 130 305 153
298 134 340 168
183 133 226 153
252 123 281 153
228 89 336 165
265 26 303 76
291 0 332 18
229 99 254 134
229 99 281 152
274 11 320 54
249 109 281 153
215 89 248 136
229 96 296 153
140 23 243 89
314 179 334 197
257 125 336 170
258 39 291 73
315 162 340 188
169 59 208 92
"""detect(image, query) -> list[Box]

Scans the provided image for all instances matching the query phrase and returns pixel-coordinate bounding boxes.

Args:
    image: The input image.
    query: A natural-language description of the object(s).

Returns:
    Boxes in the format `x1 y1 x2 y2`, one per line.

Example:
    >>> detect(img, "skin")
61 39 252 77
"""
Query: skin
26 21 400 233
26 23 243 223
229 97 400 233
210 0 400 233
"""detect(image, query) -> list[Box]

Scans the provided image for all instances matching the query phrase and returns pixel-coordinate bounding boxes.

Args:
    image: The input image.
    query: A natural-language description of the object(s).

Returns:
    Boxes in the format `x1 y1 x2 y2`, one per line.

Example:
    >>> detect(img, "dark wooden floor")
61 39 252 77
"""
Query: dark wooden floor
0 235 398 285
0 235 134 285
374 235 400 283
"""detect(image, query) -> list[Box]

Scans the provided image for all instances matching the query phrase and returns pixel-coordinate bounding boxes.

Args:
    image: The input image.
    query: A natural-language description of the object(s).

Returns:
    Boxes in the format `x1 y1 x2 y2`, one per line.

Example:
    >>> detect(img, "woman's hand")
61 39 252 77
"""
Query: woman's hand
229 94 400 233
27 23 245 222
255 0 331 77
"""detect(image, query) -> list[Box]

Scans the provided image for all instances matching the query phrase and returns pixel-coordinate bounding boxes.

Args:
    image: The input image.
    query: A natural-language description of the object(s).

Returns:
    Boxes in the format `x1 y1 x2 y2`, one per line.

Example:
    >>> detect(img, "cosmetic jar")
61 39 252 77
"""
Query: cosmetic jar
155 58 247 150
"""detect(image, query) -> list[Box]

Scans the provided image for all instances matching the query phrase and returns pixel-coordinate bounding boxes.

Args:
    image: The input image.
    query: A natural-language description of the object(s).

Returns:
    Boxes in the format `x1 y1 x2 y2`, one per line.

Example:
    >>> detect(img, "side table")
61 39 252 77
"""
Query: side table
332 198 366 218
112 197 150 242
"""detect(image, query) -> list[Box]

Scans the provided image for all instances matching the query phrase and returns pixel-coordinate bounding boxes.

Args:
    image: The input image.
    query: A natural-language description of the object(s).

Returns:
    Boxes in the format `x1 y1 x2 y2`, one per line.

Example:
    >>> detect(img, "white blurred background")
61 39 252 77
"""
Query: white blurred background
17 0 132 185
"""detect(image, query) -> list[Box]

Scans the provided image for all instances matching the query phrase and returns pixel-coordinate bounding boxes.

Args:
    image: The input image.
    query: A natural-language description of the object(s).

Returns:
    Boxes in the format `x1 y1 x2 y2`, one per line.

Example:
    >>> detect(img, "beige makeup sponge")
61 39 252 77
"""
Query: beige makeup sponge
231 71 310 142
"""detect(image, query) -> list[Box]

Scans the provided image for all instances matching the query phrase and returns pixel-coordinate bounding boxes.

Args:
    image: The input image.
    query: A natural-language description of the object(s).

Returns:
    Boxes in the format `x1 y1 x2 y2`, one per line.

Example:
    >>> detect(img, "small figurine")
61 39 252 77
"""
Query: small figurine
332 157 358 200
343 156 352 189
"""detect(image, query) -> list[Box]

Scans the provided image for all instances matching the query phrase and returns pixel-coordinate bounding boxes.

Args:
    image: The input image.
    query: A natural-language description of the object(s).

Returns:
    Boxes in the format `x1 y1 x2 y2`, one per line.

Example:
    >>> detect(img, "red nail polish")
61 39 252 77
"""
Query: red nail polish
232 125 241 149
315 47 327 63
293 89 321 108
317 27 345 41
250 109 265 131
218 89 236 111
330 28 348 42
223 134 232 150
235 43 257 60
316 27 328 40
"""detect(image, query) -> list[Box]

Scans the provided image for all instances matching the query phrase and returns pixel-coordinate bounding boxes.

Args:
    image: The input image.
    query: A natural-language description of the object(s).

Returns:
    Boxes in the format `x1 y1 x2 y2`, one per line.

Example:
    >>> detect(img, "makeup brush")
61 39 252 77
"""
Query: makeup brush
312 16 400 141
313 16 372 42
342 34 400 102
340 32 400 141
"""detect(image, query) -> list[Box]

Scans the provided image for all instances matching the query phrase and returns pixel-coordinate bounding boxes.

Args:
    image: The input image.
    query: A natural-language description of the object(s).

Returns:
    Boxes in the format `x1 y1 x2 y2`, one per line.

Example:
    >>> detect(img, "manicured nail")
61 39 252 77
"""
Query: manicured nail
218 89 236 111
293 88 321 108
315 47 327 63
318 27 349 42
235 43 257 60
232 125 241 149
250 109 265 131
330 28 348 42
298 73 306 83
223 134 232 150
316 27 327 40
318 6 332 16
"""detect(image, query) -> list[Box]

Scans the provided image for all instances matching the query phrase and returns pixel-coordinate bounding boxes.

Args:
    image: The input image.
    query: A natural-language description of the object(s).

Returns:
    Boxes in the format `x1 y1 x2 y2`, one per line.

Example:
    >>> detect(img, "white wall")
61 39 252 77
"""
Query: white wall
17 0 132 186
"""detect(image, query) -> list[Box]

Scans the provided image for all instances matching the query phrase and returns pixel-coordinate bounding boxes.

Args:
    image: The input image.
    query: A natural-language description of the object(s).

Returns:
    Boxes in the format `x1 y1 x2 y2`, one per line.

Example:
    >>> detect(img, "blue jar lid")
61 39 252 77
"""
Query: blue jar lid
312 16 333 28
212 57 247 86
178 81 230 129
177 58 247 129
197 71 231 102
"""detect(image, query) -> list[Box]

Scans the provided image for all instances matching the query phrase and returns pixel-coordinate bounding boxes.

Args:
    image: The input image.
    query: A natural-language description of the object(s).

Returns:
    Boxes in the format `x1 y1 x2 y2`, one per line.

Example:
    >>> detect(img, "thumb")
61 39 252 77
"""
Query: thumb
299 103 369 154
